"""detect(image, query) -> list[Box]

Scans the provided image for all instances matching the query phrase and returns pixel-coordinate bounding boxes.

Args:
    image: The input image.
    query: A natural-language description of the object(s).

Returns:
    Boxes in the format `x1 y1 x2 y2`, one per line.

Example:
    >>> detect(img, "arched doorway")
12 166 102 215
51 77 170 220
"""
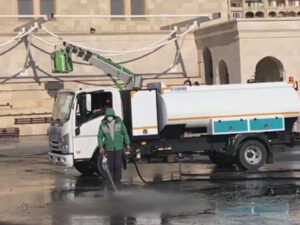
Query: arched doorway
287 11 296 17
278 11 286 17
297 11 300 16
255 57 284 82
255 11 264 17
245 11 254 18
218 60 230 84
268 11 276 17
203 47 213 85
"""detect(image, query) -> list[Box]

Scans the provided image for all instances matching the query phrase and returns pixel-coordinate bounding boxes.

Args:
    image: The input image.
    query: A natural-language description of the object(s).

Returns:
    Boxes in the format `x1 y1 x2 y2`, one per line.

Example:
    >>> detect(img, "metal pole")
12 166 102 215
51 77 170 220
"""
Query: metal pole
178 153 182 181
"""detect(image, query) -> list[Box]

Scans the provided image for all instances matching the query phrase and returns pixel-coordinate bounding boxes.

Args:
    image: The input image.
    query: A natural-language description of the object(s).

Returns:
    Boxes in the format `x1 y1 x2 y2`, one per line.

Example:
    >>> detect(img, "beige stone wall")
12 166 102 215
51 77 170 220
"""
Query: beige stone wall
237 19 300 83
0 0 227 33
195 21 242 84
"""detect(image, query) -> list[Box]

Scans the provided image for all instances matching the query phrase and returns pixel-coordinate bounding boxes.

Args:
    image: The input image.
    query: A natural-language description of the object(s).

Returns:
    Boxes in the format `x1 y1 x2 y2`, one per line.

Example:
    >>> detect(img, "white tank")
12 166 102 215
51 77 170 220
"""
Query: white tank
158 82 300 130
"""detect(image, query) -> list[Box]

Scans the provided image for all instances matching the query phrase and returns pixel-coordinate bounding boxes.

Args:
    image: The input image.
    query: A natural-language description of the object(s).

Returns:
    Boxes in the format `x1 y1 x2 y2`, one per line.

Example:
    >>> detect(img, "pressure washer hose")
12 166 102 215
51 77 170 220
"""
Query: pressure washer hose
103 153 300 188
133 158 151 184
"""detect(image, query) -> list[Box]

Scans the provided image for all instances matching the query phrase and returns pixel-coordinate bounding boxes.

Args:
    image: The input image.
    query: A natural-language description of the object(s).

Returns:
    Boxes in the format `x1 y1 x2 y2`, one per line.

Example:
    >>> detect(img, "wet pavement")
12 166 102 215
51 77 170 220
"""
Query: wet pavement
1 136 300 224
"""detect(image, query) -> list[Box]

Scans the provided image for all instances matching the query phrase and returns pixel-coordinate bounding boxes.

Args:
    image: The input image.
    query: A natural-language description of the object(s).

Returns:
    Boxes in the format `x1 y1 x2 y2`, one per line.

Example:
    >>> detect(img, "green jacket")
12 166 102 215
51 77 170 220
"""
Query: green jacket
97 109 130 151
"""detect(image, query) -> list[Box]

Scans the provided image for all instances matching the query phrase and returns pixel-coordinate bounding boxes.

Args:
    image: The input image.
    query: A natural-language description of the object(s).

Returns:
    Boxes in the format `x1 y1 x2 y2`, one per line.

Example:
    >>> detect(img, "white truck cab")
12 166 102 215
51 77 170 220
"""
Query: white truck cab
49 87 122 174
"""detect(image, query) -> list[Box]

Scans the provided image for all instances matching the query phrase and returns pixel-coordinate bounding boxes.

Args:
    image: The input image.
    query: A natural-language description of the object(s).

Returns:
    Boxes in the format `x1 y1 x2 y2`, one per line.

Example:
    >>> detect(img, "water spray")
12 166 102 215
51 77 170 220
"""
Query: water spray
102 155 118 192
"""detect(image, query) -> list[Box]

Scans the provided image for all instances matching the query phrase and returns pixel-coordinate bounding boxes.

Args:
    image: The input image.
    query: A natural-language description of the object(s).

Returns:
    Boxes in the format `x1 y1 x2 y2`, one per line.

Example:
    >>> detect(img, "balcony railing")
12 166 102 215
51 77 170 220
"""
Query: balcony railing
231 11 245 18
230 0 300 8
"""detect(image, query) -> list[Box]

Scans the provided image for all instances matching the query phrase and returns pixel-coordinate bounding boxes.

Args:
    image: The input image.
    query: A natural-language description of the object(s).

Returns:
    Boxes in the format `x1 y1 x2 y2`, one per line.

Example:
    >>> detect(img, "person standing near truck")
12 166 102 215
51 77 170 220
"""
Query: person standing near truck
98 108 131 186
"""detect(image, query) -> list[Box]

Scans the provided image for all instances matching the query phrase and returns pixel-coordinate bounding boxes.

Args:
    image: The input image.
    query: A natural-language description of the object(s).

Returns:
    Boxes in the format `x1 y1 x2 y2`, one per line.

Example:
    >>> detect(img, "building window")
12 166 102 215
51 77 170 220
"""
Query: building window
246 0 264 7
289 0 300 6
231 11 244 18
111 0 124 15
131 0 145 15
231 0 243 7
18 0 33 15
40 0 54 15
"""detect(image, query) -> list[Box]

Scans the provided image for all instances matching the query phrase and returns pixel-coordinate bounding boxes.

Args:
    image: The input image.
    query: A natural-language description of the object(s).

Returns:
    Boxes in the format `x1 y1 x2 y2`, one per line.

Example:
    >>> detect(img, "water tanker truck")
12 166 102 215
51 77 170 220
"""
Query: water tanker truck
48 43 300 174
48 80 300 174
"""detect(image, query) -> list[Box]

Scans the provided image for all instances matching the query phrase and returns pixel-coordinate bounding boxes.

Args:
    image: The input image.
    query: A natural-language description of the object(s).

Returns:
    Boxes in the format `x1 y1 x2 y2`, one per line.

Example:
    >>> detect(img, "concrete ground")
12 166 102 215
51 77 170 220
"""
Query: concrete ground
1 136 300 225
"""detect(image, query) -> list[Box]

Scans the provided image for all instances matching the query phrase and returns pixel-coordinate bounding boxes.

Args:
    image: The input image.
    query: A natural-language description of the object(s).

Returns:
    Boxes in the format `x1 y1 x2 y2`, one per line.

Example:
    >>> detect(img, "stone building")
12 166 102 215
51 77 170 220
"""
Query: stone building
195 18 300 85
0 0 299 135
230 0 300 18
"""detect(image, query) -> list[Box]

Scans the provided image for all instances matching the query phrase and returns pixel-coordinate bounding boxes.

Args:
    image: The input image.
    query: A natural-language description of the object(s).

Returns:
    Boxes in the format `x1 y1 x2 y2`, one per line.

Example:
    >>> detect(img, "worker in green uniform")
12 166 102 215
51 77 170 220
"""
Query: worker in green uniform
98 108 130 186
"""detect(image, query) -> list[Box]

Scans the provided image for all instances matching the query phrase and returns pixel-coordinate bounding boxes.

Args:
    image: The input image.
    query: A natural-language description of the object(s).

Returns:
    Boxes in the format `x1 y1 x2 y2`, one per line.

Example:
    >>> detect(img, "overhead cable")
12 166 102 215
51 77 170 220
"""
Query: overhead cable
40 25 196 56
41 26 178 54
32 34 56 47
0 32 25 48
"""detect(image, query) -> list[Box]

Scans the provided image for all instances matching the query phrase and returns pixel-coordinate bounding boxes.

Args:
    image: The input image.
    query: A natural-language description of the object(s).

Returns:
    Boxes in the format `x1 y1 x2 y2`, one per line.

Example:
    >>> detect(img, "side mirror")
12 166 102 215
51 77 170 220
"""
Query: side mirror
75 127 80 136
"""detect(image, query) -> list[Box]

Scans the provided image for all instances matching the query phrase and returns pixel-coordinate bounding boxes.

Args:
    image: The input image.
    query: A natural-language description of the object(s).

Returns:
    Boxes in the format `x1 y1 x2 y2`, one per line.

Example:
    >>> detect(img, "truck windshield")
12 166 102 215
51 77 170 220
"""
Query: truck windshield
52 92 75 123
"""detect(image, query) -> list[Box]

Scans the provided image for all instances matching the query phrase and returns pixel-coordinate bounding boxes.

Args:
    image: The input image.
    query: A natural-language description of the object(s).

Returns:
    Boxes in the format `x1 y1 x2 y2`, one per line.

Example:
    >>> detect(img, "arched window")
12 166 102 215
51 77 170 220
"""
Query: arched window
268 11 276 17
255 11 264 18
245 11 254 18
218 60 230 84
203 48 213 85
278 11 286 17
230 0 243 7
287 11 296 17
255 56 284 82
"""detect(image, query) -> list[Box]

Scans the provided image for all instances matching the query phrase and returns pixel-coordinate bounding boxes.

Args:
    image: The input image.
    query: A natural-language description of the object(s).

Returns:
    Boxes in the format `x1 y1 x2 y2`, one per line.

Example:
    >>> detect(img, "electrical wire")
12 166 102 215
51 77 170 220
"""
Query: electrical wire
41 25 196 56
117 44 165 64
151 25 193 79
107 24 196 59
41 26 177 54
41 26 177 55
32 34 56 47
31 35 166 65
0 32 25 48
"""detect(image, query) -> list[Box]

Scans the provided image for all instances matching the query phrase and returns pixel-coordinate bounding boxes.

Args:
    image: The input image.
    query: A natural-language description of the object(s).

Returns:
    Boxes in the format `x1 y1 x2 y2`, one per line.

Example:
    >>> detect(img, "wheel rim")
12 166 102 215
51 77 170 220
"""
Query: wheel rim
244 146 262 165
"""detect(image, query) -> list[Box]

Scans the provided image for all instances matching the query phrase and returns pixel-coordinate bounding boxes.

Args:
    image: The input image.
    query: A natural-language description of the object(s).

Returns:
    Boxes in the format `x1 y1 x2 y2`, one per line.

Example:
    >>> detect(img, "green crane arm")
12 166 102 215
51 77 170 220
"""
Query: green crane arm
64 43 142 90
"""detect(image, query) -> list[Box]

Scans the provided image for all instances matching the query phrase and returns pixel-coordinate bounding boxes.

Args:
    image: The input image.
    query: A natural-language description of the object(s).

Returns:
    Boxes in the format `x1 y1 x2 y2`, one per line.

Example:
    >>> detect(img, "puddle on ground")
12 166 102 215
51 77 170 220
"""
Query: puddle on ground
50 175 300 225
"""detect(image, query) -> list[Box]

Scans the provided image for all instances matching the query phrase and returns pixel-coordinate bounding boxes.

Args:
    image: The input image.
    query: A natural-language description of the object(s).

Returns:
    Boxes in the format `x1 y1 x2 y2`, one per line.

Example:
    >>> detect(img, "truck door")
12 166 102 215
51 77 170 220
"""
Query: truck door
72 91 113 160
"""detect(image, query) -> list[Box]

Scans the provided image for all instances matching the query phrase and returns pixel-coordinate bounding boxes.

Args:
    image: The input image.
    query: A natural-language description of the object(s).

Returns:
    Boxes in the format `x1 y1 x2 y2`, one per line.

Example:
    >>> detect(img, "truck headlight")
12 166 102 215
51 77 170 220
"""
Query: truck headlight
61 134 70 154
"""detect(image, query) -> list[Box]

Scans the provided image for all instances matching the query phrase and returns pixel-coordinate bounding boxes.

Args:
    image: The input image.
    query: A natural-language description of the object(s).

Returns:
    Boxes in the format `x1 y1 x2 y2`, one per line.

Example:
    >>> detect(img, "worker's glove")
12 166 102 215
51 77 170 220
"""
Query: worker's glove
99 147 106 156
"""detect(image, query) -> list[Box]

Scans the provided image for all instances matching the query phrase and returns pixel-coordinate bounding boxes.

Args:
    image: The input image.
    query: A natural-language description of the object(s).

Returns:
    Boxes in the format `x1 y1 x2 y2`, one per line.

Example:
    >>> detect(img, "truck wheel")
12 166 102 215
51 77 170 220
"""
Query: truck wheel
208 152 235 168
94 154 105 177
237 140 267 170
74 162 94 176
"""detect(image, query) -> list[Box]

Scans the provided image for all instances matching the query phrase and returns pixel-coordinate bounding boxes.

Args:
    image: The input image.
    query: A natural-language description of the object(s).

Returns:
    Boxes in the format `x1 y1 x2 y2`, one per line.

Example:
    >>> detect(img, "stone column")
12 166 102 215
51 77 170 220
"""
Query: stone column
264 0 269 17
33 0 40 15
243 0 246 17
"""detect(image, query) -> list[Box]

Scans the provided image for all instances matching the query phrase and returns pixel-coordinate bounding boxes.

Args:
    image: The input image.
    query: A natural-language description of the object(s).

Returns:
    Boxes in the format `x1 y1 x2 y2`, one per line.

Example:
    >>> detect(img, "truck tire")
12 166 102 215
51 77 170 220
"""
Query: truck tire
236 140 267 170
208 152 235 168
74 162 94 176
95 154 105 177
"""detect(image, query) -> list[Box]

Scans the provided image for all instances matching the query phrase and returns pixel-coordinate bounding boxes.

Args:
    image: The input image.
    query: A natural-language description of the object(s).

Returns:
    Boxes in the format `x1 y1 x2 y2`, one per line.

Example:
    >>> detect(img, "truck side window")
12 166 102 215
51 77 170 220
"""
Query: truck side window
76 92 113 127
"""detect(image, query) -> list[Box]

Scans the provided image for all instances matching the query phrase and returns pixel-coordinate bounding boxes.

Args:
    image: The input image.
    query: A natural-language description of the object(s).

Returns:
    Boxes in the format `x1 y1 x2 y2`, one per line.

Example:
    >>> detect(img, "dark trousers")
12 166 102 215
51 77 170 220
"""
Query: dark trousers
106 150 123 186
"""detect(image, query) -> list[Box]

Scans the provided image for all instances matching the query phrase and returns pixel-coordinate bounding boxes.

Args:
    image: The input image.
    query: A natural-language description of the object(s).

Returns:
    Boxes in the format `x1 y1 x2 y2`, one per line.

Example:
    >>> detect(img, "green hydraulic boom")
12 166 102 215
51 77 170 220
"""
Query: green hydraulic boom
51 43 142 90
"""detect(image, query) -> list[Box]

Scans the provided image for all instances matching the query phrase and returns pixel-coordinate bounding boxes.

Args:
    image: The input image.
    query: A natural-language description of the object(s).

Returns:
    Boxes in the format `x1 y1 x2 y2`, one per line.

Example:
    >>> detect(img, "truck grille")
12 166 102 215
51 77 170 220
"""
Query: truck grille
50 140 61 152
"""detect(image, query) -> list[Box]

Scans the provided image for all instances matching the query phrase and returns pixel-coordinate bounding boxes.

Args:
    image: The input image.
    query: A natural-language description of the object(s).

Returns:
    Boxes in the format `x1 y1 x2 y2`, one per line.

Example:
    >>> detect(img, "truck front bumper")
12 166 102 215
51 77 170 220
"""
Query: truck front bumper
48 152 74 167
